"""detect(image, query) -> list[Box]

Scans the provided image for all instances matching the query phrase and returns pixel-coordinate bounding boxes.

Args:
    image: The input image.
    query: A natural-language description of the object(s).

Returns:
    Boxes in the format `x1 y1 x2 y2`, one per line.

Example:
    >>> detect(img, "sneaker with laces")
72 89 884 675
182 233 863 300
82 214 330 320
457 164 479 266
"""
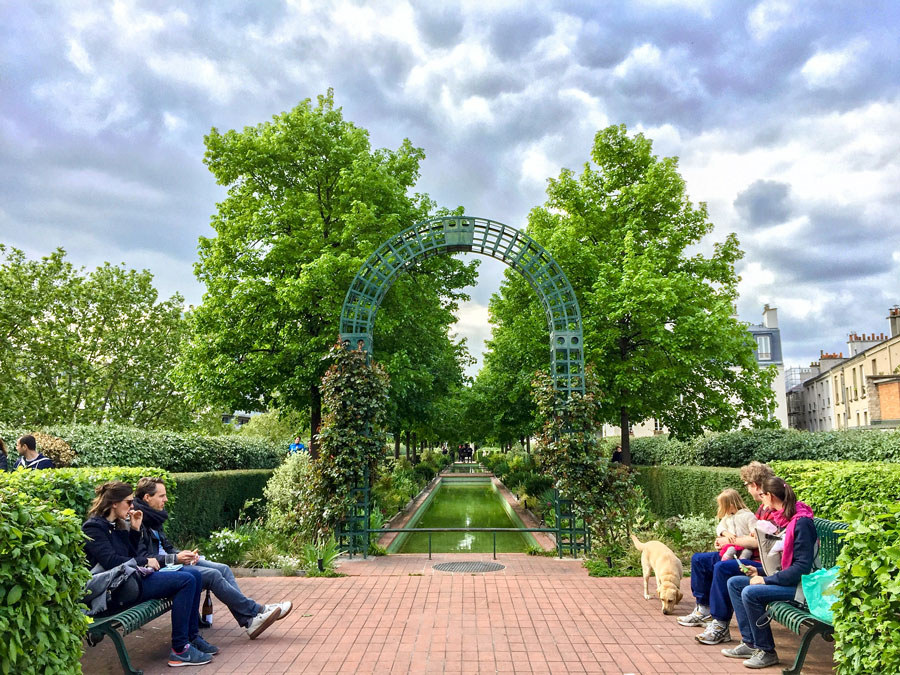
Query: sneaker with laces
722 642 755 658
744 649 779 668
168 644 212 667
265 601 293 621
246 605 279 639
696 621 732 645
677 606 713 626
190 635 219 655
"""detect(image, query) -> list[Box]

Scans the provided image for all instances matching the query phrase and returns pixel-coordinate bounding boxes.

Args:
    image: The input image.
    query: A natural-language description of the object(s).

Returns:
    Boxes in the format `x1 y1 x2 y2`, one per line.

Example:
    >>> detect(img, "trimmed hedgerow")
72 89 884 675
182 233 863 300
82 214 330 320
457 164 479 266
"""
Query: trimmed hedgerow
0 422 282 472
167 469 274 544
632 465 750 518
0 485 92 674
630 428 900 467
0 466 176 522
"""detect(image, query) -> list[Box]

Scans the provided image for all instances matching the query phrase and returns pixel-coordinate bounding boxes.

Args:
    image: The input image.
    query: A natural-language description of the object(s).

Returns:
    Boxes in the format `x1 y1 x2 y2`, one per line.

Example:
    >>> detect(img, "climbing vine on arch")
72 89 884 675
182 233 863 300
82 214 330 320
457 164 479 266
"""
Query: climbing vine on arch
532 368 640 548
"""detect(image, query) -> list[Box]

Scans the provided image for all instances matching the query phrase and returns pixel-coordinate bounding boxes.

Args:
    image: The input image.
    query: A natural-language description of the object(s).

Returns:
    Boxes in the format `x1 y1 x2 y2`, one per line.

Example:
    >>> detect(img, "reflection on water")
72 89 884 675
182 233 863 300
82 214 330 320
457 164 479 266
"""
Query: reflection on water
397 483 528 553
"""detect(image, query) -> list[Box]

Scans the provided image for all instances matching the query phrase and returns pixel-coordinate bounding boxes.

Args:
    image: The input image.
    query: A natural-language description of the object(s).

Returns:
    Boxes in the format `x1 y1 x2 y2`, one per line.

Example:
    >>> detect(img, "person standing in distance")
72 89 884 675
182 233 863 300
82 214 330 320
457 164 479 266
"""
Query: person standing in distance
14 435 54 470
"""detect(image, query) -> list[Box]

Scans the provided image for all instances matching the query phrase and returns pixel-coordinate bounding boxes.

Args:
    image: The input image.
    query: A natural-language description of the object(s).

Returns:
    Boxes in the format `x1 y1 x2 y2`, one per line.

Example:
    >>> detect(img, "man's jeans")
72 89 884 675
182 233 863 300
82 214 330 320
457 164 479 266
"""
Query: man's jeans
140 566 203 650
727 574 797 652
689 552 762 622
195 559 263 627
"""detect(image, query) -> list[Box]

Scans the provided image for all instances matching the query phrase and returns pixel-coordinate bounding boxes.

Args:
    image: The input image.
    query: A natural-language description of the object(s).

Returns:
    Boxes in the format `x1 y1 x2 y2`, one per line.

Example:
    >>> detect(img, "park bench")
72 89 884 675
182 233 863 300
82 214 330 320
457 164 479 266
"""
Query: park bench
766 516 846 675
86 597 173 675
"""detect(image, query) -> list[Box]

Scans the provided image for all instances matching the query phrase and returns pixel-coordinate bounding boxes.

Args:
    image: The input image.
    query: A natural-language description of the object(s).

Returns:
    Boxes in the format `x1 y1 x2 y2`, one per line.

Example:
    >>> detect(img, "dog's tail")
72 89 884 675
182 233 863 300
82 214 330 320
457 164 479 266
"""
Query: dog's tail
630 533 645 551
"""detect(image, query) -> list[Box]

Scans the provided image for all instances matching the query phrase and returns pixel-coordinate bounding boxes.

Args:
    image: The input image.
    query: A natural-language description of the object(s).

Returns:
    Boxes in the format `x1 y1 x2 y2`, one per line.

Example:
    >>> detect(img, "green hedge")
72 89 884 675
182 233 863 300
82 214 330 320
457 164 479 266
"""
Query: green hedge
0 466 176 522
0 485 92 674
633 465 751 518
0 422 282 472
167 469 274 544
630 428 900 467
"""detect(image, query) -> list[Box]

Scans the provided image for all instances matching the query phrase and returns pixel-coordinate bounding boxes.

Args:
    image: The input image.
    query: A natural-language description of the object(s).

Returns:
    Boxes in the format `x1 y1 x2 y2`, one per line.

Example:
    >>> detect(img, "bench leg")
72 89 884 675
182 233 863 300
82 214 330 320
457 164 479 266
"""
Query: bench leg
782 624 831 675
104 627 144 675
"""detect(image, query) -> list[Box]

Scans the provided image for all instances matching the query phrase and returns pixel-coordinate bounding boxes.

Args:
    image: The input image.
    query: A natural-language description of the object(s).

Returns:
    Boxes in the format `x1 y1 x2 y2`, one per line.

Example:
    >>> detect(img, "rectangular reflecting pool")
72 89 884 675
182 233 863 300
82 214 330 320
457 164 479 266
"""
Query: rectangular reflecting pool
394 481 530 553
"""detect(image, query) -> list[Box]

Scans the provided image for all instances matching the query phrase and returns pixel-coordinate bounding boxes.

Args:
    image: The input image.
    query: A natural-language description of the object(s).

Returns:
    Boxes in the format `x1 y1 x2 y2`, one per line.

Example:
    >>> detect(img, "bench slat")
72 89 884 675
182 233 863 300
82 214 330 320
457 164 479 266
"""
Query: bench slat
89 598 173 637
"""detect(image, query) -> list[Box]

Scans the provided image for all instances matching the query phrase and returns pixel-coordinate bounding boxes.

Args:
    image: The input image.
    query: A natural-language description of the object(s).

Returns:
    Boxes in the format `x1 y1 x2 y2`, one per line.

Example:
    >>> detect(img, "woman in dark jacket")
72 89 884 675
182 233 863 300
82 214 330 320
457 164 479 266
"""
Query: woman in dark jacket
82 481 216 667
724 477 817 669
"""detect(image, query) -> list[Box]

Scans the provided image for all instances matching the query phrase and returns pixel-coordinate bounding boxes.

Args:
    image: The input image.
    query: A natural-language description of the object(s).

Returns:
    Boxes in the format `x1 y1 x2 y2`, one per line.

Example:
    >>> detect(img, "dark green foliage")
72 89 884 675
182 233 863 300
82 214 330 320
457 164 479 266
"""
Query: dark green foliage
0 466 176 522
633 465 751 518
166 469 274 544
0 423 281 472
770 460 900 521
833 502 900 674
630 429 900 467
0 485 92 674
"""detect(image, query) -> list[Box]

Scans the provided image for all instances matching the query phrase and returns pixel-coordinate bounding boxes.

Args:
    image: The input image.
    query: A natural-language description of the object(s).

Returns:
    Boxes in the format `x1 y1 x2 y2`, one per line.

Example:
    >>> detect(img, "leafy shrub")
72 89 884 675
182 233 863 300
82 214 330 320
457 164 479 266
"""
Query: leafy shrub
205 527 251 566
301 536 342 576
833 502 900 674
0 466 176 522
0 422 281 472
0 485 92 674
631 428 900 467
674 514 718 551
770 460 900 520
263 453 316 539
167 469 274 544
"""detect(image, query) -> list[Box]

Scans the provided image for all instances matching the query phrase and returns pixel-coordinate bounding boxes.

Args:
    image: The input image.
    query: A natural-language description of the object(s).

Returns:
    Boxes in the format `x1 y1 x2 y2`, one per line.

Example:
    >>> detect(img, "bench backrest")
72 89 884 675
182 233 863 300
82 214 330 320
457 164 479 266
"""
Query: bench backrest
813 517 846 568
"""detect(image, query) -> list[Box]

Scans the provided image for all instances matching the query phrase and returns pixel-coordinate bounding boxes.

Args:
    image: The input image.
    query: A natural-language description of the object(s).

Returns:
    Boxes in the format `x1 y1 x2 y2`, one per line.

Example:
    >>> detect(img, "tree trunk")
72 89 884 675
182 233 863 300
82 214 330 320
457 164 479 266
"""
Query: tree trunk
405 430 411 461
309 384 321 460
526 436 531 453
620 407 632 465
411 432 418 463
394 431 400 459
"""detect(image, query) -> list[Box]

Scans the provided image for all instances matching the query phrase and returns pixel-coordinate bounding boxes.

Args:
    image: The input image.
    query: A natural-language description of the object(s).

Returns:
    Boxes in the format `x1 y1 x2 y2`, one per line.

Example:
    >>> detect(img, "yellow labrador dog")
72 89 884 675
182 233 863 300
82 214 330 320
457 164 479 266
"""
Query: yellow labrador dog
631 534 684 614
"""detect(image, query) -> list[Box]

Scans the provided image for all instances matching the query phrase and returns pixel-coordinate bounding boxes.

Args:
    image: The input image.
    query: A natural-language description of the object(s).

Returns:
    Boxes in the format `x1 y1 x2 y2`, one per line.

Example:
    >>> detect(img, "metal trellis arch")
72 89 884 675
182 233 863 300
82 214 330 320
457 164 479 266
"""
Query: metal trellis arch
339 215 585 398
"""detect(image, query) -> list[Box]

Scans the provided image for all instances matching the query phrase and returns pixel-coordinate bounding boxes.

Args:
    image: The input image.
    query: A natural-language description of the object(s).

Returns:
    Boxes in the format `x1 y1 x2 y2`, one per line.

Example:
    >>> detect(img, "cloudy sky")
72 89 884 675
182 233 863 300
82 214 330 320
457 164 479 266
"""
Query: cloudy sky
3 0 899 378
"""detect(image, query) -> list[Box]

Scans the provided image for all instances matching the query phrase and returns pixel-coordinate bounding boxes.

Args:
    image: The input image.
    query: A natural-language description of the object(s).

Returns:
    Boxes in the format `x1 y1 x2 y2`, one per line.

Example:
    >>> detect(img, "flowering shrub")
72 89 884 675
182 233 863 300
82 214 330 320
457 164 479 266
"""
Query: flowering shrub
206 528 250 566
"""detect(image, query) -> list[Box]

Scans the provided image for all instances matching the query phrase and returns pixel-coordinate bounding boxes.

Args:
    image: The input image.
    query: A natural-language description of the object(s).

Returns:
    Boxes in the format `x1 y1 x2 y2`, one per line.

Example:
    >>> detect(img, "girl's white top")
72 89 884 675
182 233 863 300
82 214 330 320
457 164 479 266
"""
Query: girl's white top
716 508 758 537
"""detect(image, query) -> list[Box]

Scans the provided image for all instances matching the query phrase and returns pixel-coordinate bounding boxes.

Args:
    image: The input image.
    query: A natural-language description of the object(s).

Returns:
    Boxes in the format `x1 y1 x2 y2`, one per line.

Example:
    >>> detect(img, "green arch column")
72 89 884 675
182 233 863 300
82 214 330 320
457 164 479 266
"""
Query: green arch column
339 216 585 398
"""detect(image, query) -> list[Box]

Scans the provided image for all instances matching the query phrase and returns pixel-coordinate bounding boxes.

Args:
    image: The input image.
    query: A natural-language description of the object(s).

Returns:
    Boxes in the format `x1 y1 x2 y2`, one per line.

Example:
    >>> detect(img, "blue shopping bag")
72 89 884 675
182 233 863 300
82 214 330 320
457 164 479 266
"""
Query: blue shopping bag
801 565 840 623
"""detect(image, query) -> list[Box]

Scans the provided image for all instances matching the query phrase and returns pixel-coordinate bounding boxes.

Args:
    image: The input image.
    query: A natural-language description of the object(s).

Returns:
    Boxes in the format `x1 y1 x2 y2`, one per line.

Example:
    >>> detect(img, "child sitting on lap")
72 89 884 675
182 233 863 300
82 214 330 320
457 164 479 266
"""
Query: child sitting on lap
716 488 757 560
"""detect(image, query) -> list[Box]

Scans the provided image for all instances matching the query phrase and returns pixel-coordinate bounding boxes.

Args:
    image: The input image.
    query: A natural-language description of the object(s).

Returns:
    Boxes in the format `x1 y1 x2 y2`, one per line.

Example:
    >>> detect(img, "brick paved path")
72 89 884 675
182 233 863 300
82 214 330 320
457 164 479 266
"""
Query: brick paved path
81 554 835 674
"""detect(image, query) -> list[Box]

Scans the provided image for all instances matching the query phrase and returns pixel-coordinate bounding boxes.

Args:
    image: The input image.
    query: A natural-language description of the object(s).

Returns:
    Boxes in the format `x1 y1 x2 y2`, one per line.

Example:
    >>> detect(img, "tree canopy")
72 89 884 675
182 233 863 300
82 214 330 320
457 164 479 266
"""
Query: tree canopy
481 125 776 461
179 91 477 451
0 245 190 428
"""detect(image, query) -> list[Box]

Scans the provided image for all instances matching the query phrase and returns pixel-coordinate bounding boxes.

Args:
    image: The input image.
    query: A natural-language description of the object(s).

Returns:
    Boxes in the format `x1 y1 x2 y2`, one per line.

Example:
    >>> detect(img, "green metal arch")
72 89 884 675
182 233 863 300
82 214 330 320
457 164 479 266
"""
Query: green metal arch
339 216 585 397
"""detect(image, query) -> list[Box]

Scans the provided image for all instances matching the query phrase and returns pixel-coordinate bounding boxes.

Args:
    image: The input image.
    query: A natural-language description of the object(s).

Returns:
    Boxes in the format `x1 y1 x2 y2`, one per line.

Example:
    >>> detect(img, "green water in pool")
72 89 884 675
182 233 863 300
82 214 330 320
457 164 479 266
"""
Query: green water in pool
396 483 528 553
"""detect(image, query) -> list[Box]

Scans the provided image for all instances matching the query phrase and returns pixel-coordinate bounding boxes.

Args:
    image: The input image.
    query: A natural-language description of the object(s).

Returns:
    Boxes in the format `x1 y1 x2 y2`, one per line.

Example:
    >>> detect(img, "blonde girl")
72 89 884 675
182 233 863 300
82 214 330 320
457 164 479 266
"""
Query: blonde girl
716 488 757 560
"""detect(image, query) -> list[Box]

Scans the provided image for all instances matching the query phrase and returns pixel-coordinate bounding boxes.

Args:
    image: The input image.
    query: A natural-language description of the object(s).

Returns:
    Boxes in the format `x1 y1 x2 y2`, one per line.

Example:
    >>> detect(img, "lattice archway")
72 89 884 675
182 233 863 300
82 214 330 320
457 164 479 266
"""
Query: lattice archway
339 216 585 398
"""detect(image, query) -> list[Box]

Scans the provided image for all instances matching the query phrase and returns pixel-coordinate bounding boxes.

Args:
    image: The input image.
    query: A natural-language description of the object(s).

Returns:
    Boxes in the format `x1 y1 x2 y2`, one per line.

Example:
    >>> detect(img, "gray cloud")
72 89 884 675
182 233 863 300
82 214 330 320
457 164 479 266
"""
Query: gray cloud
734 180 792 228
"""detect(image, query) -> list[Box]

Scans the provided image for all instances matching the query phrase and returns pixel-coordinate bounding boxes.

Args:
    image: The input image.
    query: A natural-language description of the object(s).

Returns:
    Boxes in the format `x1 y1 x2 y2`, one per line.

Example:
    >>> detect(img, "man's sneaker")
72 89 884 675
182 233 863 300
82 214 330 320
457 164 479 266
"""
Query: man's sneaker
168 644 212 667
190 635 219 655
677 606 713 626
696 621 732 645
265 601 293 621
246 605 279 639
722 642 756 658
744 649 779 669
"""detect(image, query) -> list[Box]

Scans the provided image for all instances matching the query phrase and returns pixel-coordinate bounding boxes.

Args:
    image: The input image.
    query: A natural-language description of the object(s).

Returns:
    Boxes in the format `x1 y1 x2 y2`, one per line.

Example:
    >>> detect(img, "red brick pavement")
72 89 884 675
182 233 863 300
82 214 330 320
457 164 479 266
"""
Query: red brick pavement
81 554 835 675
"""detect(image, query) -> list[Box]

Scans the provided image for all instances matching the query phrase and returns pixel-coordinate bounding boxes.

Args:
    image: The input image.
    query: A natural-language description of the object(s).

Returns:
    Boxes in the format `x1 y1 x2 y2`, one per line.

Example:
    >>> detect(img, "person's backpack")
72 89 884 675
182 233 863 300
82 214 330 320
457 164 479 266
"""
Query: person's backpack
756 519 821 606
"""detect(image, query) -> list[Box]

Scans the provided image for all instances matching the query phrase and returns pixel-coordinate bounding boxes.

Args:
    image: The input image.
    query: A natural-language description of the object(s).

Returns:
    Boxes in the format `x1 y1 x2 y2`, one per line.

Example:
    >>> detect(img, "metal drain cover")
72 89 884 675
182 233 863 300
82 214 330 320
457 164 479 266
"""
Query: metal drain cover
433 561 505 573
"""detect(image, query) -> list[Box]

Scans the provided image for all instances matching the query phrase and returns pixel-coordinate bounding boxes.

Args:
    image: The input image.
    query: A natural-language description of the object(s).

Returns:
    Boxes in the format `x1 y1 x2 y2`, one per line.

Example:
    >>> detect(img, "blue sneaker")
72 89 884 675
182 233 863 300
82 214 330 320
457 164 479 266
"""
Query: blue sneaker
191 635 219 655
168 644 212 667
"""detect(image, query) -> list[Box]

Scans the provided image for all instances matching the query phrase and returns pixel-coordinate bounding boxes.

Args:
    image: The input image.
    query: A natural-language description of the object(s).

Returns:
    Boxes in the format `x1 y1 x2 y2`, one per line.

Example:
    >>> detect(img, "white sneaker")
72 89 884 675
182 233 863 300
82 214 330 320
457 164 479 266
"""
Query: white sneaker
246 606 279 639
265 601 293 621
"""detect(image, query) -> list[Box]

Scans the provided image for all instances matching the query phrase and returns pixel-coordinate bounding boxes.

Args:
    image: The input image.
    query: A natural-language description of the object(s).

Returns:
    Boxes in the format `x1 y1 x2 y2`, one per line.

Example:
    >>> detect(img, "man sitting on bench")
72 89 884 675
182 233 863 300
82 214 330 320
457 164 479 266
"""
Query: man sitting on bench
134 477 292 639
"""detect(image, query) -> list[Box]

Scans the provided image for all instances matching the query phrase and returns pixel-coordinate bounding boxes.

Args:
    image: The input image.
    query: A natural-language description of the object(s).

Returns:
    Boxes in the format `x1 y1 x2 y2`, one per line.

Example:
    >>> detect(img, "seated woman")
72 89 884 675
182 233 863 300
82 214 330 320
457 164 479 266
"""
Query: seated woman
723 477 816 669
82 481 217 667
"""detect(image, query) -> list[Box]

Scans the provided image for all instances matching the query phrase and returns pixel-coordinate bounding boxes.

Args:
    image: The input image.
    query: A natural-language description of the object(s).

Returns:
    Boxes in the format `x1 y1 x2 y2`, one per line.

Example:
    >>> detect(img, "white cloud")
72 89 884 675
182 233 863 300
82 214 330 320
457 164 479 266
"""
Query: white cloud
801 38 868 88
67 39 93 74
747 0 794 41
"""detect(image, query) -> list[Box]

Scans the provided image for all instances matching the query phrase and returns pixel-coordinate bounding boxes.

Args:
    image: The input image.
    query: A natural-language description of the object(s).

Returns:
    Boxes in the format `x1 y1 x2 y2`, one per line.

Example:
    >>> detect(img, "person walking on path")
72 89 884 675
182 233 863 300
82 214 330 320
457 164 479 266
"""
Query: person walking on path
13 434 54 470
134 477 290 639
82 481 216 667
678 461 776 646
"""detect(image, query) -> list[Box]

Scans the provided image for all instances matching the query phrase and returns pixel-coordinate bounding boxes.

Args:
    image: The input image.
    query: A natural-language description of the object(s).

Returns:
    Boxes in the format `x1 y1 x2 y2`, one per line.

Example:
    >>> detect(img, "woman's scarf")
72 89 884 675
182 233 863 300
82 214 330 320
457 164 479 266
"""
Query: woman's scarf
771 500 814 569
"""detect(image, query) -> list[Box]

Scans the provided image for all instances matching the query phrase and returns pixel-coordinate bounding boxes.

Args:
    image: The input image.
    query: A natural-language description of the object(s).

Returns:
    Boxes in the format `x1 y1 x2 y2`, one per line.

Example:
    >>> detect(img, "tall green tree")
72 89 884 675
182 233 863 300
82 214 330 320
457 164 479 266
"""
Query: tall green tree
0 246 190 427
488 125 776 463
179 91 476 453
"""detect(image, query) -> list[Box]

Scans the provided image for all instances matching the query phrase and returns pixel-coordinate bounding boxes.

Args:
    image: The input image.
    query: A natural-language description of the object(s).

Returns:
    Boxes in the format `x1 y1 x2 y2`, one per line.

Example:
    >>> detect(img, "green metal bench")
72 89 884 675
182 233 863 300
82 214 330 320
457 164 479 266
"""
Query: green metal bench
767 516 846 675
86 598 173 675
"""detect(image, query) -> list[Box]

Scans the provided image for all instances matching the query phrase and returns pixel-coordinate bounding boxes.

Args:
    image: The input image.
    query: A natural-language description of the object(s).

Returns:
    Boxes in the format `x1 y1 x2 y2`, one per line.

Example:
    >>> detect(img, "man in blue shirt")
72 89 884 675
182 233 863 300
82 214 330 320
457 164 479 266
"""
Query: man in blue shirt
289 436 306 453
14 435 54 470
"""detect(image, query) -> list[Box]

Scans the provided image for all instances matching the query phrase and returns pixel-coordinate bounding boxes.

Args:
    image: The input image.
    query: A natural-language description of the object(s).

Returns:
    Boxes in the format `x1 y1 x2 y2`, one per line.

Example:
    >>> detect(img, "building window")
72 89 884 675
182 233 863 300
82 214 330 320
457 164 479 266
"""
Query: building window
654 419 663 433
756 335 771 360
864 411 868 426
872 358 878 375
